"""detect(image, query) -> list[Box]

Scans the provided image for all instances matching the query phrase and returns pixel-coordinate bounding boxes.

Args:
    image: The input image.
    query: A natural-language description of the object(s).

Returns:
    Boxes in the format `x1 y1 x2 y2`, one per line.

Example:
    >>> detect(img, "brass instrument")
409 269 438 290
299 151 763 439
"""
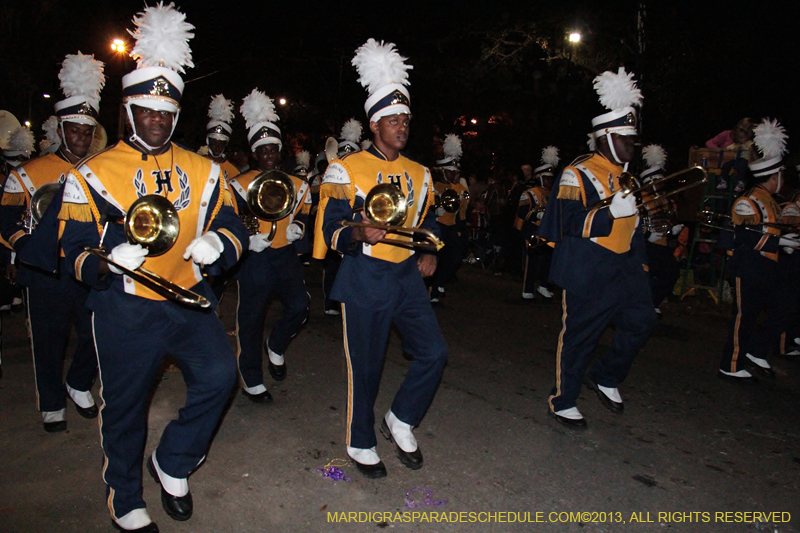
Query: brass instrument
85 194 210 308
437 187 468 214
24 182 61 233
246 169 297 240
341 183 444 252
698 209 800 237
596 166 708 211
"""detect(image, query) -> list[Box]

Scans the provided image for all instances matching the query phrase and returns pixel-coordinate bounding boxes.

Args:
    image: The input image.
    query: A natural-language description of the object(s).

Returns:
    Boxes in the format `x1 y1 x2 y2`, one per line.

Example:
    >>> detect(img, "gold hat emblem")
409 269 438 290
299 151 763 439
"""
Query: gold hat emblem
390 89 409 107
150 78 171 97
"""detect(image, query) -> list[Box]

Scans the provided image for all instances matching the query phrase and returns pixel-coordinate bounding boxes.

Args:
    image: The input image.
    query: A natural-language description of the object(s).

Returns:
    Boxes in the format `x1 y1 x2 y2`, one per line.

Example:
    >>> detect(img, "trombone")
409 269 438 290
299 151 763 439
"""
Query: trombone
341 183 444 252
436 187 469 214
697 209 800 245
24 182 61 233
596 166 708 210
245 169 297 240
85 194 210 308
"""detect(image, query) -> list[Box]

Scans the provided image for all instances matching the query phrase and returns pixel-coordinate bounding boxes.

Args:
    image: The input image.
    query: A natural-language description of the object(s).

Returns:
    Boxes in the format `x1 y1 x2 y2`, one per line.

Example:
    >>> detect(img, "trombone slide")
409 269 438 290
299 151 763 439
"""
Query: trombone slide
85 247 211 308
340 221 444 252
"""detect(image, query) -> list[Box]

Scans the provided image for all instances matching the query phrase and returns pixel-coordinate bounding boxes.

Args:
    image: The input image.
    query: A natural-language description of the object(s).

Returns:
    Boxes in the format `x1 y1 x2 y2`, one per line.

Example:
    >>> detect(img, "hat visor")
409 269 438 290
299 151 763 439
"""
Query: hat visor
125 97 180 114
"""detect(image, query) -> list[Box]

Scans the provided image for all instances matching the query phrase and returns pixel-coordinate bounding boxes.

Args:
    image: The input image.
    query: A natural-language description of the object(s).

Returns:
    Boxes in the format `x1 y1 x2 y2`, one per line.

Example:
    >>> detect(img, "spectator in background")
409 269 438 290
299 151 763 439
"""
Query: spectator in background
707 118 756 193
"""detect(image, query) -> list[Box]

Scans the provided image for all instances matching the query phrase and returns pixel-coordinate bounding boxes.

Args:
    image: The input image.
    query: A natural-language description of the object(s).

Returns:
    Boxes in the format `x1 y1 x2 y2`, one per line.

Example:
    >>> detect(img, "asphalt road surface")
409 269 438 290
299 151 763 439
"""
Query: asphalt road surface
1 263 798 532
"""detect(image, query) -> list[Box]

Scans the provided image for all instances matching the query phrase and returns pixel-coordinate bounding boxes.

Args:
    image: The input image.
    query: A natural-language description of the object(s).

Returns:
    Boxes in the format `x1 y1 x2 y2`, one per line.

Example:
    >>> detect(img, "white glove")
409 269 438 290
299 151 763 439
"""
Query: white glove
536 211 545 221
671 224 685 235
183 232 224 265
648 232 665 243
435 207 446 217
609 191 637 219
784 247 795 255
285 223 303 243
107 243 148 274
249 233 272 253
780 233 800 248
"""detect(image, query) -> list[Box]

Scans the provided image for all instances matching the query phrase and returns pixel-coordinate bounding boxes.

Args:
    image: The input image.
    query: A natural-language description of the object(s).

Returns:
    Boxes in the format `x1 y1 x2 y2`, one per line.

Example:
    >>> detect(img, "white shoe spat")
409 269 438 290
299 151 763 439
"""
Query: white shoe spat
554 407 584 420
347 446 380 465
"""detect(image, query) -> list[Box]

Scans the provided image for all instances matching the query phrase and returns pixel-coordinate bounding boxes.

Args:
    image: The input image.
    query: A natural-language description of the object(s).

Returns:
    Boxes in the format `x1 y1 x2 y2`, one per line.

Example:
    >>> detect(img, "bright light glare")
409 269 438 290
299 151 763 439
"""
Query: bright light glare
43 94 51 98
111 39 126 52
470 118 478 125
569 32 581 43
278 98 287 106
24 121 31 127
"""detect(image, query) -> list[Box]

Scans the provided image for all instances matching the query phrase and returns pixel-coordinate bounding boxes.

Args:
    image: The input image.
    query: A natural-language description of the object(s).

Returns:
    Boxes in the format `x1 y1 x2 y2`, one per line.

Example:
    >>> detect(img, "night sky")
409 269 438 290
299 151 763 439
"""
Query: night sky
2 0 798 173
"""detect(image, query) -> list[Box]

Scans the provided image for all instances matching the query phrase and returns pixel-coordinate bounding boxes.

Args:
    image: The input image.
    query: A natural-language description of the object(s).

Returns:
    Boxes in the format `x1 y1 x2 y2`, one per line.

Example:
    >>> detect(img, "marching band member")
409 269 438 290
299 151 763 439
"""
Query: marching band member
203 94 239 182
230 88 311 401
640 145 684 315
539 68 656 428
777 193 800 358
315 39 447 477
0 52 105 433
56 5 247 530
430 134 468 303
518 146 558 300
720 119 796 381
322 120 364 316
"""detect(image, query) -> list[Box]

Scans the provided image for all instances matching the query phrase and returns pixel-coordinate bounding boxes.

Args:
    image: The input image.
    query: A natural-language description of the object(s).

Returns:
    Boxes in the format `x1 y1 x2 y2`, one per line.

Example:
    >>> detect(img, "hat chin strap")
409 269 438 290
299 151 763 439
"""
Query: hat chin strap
605 132 624 165
206 137 228 159
124 103 179 153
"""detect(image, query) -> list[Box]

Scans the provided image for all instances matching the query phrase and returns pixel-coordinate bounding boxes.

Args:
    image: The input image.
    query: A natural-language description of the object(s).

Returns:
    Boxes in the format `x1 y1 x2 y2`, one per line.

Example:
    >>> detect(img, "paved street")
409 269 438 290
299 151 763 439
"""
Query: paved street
1 263 798 532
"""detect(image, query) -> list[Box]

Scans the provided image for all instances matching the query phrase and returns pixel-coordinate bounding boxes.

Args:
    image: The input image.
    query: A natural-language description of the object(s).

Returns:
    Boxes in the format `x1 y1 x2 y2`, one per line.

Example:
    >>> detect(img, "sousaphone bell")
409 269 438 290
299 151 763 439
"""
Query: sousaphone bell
342 183 444 252
85 194 210 308
246 169 297 240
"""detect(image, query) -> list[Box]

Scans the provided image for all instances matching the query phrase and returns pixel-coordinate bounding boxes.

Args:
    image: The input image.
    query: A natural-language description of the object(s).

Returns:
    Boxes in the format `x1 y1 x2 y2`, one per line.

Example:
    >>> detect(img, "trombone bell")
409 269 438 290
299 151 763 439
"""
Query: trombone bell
341 183 444 252
125 195 180 257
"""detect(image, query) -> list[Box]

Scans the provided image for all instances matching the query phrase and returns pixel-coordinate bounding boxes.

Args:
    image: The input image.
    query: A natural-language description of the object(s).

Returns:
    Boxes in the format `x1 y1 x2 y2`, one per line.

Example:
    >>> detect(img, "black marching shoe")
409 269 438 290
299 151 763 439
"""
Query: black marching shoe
147 457 193 521
583 376 624 414
717 369 757 383
350 457 388 479
549 409 587 429
268 361 286 381
75 403 99 419
380 419 423 470
241 388 273 403
43 420 67 433
111 520 160 532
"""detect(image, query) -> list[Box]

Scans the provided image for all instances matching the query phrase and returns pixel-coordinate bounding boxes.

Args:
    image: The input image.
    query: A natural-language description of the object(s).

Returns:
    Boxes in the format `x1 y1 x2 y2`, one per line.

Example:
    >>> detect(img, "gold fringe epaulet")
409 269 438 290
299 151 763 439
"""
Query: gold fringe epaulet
557 186 582 201
0 192 27 206
57 202 94 223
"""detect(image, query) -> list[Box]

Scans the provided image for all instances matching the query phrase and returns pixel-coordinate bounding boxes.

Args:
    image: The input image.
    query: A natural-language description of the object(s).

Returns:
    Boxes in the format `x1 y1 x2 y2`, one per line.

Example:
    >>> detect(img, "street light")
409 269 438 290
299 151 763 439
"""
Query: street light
470 118 478 125
569 32 581 43
278 98 287 106
111 39 126 53
43 94 51 99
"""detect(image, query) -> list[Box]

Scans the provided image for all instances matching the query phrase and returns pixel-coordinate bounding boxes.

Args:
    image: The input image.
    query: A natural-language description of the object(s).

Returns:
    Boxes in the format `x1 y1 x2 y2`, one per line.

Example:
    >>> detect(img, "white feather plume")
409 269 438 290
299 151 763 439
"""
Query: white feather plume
587 133 596 151
352 39 412 95
128 2 195 74
361 139 372 150
59 52 105 109
208 94 234 123
753 118 788 159
642 144 667 169
240 89 279 130
340 118 362 143
593 67 643 111
443 134 462 160
42 116 61 147
541 146 560 167
295 150 311 169
8 127 35 157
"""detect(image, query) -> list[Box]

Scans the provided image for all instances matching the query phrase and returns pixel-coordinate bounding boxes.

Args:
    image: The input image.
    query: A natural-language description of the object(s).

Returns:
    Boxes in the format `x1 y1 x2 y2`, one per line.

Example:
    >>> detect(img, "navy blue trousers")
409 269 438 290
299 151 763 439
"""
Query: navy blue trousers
523 245 553 294
323 250 342 312
549 274 656 412
646 242 681 307
93 300 236 520
342 279 448 449
721 271 789 371
431 223 466 290
26 274 96 412
235 245 309 388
